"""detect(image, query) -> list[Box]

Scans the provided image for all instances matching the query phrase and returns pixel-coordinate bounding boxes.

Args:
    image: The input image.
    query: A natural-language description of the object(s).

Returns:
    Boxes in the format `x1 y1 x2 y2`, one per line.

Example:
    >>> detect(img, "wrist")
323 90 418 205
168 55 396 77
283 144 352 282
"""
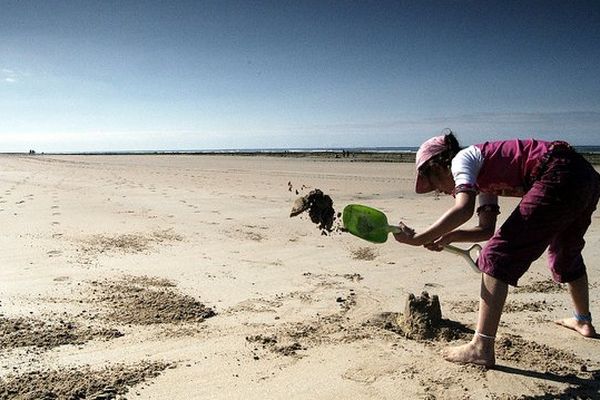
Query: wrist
409 234 426 246
442 231 456 244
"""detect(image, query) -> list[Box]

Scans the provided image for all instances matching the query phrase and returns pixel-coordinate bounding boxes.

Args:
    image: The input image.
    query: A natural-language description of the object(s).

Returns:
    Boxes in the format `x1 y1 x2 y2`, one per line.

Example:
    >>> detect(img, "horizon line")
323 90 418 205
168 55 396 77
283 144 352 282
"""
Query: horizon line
3 144 600 156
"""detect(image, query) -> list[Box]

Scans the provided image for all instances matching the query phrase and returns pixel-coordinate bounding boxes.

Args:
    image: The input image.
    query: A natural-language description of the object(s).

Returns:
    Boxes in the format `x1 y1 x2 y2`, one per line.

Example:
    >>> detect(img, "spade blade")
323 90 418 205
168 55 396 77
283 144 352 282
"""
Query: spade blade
342 204 392 243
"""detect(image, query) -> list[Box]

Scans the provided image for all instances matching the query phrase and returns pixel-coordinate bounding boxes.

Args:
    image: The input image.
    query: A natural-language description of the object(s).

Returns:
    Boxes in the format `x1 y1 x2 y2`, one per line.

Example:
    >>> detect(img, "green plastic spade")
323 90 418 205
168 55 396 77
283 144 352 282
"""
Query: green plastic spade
342 204 481 273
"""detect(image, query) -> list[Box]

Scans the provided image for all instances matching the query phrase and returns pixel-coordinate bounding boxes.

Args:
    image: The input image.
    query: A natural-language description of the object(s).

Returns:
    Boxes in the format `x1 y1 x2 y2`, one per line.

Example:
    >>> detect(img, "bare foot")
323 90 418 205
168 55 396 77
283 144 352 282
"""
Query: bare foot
442 338 495 367
554 318 598 338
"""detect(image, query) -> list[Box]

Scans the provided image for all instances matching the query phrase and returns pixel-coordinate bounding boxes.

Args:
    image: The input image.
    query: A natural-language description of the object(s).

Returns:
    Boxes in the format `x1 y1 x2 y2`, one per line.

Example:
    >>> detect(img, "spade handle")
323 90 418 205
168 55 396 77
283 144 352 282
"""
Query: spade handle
388 225 481 274
443 244 481 274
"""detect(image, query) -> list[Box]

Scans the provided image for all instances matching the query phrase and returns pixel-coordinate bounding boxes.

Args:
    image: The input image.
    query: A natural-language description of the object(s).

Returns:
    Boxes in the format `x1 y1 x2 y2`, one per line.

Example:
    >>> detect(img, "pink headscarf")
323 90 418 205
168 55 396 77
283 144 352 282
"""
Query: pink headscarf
415 135 447 193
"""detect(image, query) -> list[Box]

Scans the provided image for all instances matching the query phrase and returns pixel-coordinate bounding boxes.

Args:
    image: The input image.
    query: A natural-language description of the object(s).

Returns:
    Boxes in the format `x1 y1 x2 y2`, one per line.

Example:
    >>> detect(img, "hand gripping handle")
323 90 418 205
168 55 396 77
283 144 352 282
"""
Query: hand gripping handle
388 225 481 274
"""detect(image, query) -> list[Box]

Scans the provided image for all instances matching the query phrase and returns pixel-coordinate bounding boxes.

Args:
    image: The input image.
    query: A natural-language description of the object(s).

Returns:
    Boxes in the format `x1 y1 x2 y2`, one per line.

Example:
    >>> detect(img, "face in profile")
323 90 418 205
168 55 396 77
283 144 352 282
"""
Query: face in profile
421 163 455 195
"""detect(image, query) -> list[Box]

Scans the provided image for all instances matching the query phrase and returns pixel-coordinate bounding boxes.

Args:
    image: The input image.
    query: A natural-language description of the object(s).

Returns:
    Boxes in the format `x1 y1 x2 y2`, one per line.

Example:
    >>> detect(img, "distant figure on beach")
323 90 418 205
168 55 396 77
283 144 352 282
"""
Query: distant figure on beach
393 129 599 367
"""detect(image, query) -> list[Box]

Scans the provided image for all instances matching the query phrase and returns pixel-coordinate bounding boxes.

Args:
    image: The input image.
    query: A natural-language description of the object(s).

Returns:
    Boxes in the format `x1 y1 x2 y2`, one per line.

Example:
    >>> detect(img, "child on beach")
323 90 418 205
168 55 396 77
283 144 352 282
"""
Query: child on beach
393 129 600 367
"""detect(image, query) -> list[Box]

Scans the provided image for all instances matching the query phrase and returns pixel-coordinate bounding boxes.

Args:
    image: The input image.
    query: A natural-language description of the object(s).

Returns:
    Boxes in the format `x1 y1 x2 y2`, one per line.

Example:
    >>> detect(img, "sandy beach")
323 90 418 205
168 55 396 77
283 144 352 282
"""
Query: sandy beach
0 154 598 399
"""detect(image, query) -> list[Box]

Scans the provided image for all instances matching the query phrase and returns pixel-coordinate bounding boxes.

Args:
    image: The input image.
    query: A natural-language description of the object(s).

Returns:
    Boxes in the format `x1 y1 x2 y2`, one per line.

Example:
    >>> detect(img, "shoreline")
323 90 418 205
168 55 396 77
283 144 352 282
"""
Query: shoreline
5 149 600 164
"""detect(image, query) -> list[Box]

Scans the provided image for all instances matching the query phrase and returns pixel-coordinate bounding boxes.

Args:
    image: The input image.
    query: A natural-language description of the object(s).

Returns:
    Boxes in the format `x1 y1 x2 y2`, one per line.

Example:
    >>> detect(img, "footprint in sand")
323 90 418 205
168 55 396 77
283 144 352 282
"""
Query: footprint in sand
342 363 398 384
50 203 61 220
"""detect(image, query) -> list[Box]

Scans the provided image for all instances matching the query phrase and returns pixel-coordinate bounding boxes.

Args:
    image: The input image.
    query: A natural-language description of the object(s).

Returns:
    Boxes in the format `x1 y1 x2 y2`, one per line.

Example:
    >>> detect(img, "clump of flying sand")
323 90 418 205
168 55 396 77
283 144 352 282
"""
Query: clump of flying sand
288 184 342 235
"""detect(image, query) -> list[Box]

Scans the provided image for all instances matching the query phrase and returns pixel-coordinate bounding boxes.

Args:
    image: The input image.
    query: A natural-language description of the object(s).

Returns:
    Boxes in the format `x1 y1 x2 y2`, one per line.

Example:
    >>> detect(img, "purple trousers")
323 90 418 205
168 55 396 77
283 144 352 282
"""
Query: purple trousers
478 151 600 286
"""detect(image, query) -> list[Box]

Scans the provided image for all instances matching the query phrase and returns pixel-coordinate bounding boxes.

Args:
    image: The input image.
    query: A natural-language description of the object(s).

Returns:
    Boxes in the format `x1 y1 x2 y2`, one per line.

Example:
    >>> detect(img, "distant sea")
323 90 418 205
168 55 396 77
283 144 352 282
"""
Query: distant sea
26 145 600 155
194 145 600 154
191 146 421 154
575 146 600 153
62 146 600 155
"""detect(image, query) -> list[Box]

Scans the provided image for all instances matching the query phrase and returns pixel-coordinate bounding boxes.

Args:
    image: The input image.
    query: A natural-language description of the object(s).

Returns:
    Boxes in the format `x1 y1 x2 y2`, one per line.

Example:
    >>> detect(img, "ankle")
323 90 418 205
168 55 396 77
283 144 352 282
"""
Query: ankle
573 311 592 323
474 330 496 340
471 331 496 351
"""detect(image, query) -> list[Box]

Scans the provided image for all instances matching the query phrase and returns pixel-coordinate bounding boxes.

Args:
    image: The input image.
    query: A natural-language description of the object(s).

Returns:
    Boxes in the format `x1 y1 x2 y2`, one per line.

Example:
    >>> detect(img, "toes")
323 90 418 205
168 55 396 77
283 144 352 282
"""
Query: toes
554 318 598 338
553 319 568 328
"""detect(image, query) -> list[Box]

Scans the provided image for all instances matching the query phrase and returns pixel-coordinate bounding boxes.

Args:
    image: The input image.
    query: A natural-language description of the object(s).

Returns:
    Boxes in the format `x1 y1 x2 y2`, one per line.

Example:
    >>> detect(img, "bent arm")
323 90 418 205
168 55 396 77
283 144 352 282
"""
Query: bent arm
442 205 498 243
401 192 476 246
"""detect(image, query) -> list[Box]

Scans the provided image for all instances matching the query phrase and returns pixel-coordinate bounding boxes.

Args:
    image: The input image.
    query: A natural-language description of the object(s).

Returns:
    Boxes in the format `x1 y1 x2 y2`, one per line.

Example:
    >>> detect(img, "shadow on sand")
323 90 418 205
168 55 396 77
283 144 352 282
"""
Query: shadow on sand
494 364 600 399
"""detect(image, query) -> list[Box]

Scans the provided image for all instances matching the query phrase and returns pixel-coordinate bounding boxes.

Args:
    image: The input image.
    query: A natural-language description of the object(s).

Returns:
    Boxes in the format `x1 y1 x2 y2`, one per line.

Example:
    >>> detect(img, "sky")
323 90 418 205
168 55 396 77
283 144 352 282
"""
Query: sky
1 0 600 152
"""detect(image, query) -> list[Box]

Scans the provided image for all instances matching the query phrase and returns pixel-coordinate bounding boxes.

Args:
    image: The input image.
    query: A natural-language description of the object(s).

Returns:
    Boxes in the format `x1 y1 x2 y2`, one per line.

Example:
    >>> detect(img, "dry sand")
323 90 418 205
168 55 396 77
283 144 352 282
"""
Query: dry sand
0 153 598 399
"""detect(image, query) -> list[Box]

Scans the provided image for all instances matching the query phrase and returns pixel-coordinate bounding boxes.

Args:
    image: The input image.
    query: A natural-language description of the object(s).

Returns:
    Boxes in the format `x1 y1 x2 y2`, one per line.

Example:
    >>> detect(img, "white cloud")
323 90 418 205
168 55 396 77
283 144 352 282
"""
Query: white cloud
1 67 25 83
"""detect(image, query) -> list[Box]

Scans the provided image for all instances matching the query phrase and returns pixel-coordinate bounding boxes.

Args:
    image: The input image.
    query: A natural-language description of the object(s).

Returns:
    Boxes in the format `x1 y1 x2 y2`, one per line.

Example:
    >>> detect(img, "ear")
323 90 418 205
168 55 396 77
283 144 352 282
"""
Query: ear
430 163 447 174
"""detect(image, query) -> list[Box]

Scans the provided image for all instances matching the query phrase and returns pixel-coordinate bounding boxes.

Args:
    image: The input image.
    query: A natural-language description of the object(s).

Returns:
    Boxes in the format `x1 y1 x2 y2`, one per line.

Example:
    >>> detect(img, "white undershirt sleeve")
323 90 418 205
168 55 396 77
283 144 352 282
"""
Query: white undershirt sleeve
451 146 498 206
451 146 483 187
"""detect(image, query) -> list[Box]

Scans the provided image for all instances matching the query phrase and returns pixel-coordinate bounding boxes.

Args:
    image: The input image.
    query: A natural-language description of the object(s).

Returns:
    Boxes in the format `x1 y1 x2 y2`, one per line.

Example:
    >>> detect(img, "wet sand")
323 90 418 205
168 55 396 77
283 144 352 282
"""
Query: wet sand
0 154 598 399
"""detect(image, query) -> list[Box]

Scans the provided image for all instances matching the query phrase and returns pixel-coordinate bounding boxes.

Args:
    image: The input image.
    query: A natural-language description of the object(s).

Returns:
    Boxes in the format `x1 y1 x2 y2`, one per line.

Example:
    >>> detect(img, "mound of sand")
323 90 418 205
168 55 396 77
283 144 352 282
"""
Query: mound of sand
0 316 122 350
0 361 170 400
86 276 216 325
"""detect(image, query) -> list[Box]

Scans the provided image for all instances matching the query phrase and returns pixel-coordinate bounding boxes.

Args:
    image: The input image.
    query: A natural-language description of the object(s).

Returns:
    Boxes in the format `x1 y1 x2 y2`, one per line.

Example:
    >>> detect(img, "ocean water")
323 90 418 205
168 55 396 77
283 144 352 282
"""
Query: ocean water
43 145 600 156
180 145 600 154
189 146 600 154
575 145 600 153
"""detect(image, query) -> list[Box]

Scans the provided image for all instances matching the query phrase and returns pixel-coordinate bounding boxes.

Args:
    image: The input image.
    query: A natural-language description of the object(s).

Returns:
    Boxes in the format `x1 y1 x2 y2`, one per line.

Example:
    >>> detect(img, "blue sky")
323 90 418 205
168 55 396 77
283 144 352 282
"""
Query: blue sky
1 0 599 152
